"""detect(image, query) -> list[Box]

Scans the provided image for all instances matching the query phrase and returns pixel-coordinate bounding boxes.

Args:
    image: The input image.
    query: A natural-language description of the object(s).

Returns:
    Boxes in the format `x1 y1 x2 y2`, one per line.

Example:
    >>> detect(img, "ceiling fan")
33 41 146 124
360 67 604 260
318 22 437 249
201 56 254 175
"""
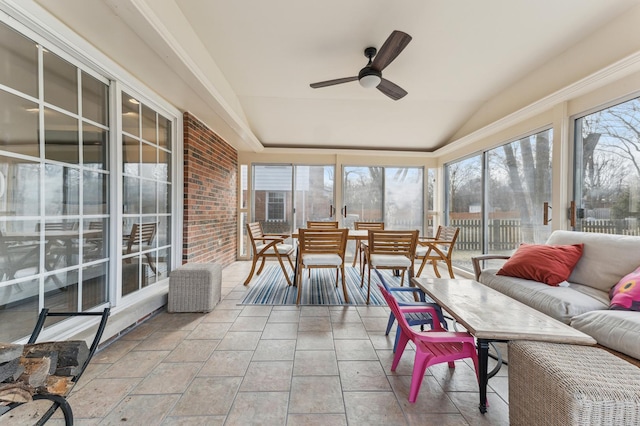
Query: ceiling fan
309 30 412 100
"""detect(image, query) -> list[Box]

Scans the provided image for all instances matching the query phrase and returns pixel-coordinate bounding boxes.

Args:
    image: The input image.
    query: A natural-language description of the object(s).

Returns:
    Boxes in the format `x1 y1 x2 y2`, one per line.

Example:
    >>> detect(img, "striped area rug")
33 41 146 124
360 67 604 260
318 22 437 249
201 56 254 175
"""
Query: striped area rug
241 265 416 306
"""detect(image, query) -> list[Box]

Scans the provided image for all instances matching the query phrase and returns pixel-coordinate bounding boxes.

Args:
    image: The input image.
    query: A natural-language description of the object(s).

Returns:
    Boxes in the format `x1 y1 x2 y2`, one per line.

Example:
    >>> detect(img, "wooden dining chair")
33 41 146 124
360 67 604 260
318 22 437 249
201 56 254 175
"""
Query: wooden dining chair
353 221 384 271
123 222 158 273
244 222 295 286
296 228 348 304
361 229 418 304
414 225 460 278
306 221 339 229
378 281 479 403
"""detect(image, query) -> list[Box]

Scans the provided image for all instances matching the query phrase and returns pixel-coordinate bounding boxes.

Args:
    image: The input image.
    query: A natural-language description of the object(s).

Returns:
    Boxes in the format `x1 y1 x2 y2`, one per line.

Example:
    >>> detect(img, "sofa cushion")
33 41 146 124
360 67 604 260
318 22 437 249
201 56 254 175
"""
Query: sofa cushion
496 243 583 286
480 269 609 324
571 310 640 359
545 231 640 292
609 266 640 311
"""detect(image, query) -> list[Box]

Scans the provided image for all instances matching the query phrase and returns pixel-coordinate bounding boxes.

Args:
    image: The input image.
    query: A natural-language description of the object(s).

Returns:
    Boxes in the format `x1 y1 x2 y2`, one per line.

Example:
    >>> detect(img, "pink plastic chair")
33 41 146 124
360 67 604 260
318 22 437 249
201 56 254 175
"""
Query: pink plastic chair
378 283 480 403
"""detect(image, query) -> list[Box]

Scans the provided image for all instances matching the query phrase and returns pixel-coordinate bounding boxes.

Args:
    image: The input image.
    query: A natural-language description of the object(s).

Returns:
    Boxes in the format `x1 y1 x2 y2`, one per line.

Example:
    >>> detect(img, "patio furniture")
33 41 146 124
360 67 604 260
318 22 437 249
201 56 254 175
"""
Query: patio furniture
168 263 221 312
2 307 110 426
353 221 384 271
122 222 158 274
306 221 339 229
412 277 597 413
244 222 294 286
509 340 640 426
378 283 479 403
296 228 348 304
375 270 447 352
361 229 418 304
415 225 459 278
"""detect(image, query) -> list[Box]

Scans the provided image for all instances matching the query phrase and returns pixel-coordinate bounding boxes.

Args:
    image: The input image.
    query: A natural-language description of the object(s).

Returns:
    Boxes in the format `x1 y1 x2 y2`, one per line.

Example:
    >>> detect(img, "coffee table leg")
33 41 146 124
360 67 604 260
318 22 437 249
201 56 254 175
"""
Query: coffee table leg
477 339 489 413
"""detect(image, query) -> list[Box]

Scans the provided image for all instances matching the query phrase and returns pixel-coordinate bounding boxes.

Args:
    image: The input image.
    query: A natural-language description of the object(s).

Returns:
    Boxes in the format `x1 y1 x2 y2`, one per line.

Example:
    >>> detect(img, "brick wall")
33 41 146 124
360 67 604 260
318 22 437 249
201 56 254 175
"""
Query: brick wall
182 112 238 266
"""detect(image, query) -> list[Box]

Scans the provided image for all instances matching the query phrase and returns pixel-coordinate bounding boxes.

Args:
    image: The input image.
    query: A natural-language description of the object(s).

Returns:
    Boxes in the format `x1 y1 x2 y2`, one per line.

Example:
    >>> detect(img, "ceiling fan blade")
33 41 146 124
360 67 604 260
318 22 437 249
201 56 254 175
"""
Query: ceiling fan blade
377 78 407 100
371 30 412 72
310 76 358 88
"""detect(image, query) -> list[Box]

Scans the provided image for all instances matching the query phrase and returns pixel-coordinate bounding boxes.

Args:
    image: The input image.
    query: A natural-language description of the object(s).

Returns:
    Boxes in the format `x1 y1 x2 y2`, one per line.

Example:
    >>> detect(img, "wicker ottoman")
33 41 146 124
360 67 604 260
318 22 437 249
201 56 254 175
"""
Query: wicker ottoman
509 341 640 426
168 263 221 313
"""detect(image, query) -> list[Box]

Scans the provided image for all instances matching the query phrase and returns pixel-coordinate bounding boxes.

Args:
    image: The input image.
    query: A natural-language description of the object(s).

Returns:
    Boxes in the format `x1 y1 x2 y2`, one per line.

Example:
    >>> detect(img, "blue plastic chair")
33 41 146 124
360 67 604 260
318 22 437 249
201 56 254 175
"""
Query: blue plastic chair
375 270 448 351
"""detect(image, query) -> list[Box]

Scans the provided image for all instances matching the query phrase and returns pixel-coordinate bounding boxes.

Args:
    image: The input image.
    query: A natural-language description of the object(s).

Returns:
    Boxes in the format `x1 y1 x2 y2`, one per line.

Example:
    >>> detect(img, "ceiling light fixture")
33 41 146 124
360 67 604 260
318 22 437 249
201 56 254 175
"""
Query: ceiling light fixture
129 98 140 105
358 65 382 89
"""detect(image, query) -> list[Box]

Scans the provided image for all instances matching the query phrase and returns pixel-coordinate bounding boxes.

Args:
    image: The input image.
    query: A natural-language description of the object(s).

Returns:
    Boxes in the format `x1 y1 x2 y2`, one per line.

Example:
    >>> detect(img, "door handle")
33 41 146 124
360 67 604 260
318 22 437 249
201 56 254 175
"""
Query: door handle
569 201 576 228
343 205 347 218
543 202 551 225
329 205 335 218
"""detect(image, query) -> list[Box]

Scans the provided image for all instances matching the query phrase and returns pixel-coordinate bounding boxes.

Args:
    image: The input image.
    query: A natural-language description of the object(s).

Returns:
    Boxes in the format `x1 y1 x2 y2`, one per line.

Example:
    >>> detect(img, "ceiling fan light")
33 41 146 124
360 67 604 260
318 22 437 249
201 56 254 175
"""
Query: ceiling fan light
359 74 381 89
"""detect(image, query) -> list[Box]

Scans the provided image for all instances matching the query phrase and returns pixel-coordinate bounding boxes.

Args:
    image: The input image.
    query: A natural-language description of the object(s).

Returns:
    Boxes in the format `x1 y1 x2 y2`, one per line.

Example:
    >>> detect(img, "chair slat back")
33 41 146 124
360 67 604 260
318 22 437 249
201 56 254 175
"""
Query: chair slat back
368 230 419 257
354 221 385 231
298 228 347 256
127 223 157 249
306 221 339 229
377 280 419 340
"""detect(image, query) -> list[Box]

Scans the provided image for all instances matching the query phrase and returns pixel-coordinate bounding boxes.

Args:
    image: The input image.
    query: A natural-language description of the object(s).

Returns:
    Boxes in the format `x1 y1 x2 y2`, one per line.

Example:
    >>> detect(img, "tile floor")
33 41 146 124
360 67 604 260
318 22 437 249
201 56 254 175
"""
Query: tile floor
6 261 510 425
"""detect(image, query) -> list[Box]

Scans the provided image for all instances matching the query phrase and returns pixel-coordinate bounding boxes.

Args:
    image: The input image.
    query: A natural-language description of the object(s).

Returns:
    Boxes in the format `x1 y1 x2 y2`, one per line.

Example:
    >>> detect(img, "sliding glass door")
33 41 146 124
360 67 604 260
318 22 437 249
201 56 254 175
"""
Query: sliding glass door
251 164 335 235
574 97 640 235
445 128 553 271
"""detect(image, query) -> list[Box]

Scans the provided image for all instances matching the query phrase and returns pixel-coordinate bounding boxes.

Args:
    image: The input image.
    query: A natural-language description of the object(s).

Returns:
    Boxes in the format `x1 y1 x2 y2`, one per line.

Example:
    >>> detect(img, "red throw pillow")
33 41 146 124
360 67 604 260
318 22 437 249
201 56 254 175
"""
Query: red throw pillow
609 266 640 311
496 243 584 286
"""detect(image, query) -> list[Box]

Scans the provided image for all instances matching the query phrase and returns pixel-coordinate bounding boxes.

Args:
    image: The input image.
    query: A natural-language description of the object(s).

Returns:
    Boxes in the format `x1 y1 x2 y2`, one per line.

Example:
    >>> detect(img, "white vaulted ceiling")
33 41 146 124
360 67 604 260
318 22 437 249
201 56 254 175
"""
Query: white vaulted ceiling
29 0 640 152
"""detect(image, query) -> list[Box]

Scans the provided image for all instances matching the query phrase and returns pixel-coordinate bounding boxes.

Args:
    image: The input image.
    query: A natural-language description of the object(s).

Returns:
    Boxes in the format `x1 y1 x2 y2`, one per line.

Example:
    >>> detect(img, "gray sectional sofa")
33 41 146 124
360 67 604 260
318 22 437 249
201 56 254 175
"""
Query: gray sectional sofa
473 230 640 361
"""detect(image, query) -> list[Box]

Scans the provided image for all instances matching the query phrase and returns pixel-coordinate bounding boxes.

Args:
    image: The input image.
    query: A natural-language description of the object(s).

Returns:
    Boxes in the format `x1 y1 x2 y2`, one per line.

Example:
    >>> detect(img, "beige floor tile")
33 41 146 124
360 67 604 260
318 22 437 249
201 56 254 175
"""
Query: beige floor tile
334 339 378 360
100 394 180 425
229 315 268 331
164 339 219 362
298 316 332 332
155 312 207 329
239 305 273 317
171 376 242 416
361 316 392 332
296 331 334 350
186 321 232 340
286 413 348 426
356 305 389 318
162 415 226 425
133 362 201 394
329 307 362 323
216 331 262 351
199 350 254 376
388 375 460 414
447 391 510 426
136 330 192 351
377 349 421 376
239 360 293 391
120 321 162 340
430 361 483 392
92 339 140 363
404 412 470 426
252 339 296 361
369 332 397 351
65 377 142 419
338 360 391 391
201 308 242 323
331 322 368 339
300 306 331 317
293 350 338 376
343 391 407 426
225 391 289 426
214 298 242 310
100 350 170 378
268 309 301 323
289 376 344 414
262 322 299 339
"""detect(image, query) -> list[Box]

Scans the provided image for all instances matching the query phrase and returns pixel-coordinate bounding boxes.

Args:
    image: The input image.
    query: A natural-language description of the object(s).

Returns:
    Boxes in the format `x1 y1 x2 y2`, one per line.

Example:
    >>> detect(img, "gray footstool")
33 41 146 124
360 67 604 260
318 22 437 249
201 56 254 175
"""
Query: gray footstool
168 263 221 312
509 340 640 426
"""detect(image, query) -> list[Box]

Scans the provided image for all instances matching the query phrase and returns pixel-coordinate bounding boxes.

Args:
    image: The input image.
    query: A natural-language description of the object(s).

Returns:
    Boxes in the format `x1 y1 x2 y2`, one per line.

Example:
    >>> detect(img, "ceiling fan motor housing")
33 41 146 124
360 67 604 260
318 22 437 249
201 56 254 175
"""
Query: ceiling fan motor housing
358 66 382 88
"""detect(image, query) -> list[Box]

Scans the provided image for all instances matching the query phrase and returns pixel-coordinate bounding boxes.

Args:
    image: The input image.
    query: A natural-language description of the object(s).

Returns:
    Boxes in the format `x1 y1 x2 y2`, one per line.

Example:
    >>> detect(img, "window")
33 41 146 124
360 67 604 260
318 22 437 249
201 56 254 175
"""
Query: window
445 128 553 271
574 97 640 235
0 21 110 341
121 92 173 295
0 19 177 342
266 191 285 221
